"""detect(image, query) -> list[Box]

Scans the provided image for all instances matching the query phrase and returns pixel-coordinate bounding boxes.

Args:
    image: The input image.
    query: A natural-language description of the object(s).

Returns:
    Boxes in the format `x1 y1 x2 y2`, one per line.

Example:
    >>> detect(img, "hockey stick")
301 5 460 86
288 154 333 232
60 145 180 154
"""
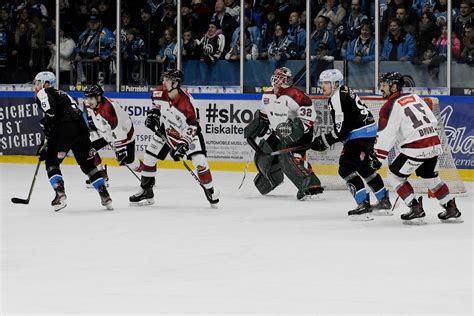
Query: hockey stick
11 157 42 204
267 144 311 156
238 154 253 190
181 159 214 202
124 164 141 181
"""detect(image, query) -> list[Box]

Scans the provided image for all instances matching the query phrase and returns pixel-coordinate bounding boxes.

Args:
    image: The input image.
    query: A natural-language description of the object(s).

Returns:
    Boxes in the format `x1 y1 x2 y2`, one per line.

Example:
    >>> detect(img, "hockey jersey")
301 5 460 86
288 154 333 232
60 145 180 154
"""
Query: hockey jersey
326 85 377 143
375 92 442 160
260 86 315 134
86 96 135 149
36 87 83 123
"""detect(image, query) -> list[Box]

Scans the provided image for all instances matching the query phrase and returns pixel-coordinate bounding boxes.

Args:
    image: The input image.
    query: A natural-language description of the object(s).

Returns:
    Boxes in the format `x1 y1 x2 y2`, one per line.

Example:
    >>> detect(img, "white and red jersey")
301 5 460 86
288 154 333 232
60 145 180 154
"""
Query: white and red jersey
153 85 199 149
374 92 442 161
260 86 315 134
87 96 135 149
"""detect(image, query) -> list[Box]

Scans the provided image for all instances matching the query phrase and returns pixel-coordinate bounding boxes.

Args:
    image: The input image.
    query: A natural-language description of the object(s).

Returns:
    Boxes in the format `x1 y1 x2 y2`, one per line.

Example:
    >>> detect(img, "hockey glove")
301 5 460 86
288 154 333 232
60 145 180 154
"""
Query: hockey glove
39 116 54 138
36 139 48 161
115 148 128 165
170 142 188 161
368 150 382 170
145 108 161 132
310 135 328 152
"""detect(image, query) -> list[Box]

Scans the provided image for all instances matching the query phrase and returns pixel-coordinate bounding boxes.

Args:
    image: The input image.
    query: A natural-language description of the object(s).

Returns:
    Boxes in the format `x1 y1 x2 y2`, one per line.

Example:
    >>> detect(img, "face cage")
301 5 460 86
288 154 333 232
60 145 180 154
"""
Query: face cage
271 74 292 87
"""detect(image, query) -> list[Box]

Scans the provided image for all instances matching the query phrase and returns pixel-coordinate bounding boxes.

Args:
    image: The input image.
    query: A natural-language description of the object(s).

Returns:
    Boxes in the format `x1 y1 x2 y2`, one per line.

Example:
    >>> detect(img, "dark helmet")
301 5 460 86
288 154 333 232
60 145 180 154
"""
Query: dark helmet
379 72 404 91
160 68 184 84
84 84 104 98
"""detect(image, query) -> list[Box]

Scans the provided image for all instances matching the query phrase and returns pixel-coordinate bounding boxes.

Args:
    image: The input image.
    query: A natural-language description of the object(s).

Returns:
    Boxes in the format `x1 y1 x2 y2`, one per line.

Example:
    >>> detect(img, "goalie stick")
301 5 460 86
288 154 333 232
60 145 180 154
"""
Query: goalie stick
247 137 311 157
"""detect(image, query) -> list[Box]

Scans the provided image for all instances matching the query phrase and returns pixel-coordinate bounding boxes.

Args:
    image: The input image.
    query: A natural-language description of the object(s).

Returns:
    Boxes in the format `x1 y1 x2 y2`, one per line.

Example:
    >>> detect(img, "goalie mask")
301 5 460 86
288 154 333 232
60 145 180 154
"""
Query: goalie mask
33 71 56 93
318 69 343 96
270 67 293 90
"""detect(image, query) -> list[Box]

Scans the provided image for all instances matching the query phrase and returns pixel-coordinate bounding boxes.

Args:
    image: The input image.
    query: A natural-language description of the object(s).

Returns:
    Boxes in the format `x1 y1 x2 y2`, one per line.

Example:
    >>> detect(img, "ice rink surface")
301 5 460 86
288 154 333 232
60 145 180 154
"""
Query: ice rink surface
1 163 473 315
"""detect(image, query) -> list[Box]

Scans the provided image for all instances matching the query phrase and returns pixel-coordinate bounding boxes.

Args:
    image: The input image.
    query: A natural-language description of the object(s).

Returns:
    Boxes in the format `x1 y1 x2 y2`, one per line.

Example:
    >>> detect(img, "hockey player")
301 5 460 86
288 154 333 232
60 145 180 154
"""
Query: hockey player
83 84 143 173
129 69 219 207
311 69 391 220
33 71 112 211
371 72 463 224
244 67 323 200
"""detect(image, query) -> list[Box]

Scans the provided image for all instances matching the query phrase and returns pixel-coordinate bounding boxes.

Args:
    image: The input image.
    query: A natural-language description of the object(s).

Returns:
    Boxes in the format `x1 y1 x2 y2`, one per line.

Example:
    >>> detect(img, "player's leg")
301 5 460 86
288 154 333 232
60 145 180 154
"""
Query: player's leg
130 134 169 206
338 141 372 220
187 132 219 205
415 156 463 223
70 124 113 210
279 132 323 200
253 134 284 195
44 136 68 211
85 152 109 188
357 139 392 214
387 154 426 224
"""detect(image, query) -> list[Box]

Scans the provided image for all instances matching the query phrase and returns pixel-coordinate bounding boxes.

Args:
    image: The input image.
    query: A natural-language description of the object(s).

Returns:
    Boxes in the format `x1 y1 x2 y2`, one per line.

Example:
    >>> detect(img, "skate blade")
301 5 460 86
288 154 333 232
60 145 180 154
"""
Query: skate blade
103 203 114 210
53 202 67 212
300 194 325 201
402 218 426 225
129 199 155 207
372 209 393 216
439 217 464 224
210 202 219 209
349 214 373 221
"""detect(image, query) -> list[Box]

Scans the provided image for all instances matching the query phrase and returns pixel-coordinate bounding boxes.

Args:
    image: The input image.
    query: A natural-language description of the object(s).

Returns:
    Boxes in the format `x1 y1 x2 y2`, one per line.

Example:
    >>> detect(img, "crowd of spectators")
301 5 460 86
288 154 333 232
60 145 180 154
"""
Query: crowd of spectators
0 0 473 86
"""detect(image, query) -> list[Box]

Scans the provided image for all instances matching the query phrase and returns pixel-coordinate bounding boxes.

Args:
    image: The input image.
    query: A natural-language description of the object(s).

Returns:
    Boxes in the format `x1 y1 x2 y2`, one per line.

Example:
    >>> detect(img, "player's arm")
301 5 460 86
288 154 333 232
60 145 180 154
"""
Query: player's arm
374 101 401 161
37 89 57 137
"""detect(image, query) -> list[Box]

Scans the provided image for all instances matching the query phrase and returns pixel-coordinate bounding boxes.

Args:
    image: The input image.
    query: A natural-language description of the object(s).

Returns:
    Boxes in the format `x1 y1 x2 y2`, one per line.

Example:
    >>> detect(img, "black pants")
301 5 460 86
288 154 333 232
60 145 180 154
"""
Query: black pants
45 120 102 187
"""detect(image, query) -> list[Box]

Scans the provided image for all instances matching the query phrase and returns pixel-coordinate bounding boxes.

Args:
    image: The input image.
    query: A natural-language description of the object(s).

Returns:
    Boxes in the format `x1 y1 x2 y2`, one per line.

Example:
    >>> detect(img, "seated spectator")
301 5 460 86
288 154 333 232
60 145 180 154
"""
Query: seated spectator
460 22 474 65
337 0 368 57
29 16 46 74
436 23 461 60
47 24 76 84
395 6 417 36
230 9 262 54
345 19 375 64
310 15 337 61
317 0 347 31
137 5 161 60
381 18 416 61
412 44 442 79
212 0 238 53
225 30 258 61
195 18 225 64
287 11 306 59
261 8 277 53
417 12 441 52
454 0 474 38
156 26 177 67
11 22 31 78
224 0 240 18
116 11 135 43
182 28 199 60
265 23 296 63
27 0 49 26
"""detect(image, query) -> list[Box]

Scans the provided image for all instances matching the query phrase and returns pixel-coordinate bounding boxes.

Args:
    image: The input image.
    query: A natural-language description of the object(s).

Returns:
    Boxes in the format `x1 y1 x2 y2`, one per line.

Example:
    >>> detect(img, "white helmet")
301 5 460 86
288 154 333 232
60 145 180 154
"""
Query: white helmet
318 69 344 90
34 71 56 89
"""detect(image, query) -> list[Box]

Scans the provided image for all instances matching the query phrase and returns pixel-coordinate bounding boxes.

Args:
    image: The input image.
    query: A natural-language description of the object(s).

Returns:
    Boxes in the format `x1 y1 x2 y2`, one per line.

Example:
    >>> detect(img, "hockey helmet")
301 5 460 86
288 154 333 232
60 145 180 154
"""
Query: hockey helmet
379 72 404 91
318 69 344 88
270 67 293 88
161 68 184 84
34 71 56 89
84 84 104 98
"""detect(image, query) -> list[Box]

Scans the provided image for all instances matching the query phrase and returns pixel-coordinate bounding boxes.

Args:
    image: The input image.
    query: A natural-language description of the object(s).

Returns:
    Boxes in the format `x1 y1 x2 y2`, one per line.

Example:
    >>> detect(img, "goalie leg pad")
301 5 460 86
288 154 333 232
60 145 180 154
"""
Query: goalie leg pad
253 139 283 195
279 152 321 197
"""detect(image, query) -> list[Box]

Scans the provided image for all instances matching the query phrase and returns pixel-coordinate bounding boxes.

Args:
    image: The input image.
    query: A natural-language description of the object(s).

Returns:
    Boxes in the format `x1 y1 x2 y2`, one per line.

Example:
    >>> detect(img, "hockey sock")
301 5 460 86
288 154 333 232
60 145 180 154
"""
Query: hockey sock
47 166 63 189
364 173 387 201
344 172 368 204
423 176 451 205
192 154 213 189
396 181 416 206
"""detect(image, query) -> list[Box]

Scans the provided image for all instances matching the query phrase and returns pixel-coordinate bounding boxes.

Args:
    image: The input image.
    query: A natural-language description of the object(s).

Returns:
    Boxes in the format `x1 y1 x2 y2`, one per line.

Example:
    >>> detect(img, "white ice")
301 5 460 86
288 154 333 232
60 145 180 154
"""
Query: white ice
1 163 473 315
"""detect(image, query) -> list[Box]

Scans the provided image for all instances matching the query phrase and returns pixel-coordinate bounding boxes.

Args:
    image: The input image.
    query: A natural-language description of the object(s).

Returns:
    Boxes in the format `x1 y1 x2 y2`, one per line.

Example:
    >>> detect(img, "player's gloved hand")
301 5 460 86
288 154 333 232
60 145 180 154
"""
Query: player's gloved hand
310 135 328 152
275 121 293 139
145 108 161 132
170 142 188 161
368 150 382 170
36 139 48 161
115 148 128 165
39 116 54 138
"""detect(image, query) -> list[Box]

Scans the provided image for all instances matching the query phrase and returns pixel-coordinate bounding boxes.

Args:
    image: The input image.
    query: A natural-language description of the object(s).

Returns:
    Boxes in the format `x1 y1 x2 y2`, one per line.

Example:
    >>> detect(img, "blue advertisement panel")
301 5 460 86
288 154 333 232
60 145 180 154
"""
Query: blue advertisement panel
438 97 474 170
0 97 43 155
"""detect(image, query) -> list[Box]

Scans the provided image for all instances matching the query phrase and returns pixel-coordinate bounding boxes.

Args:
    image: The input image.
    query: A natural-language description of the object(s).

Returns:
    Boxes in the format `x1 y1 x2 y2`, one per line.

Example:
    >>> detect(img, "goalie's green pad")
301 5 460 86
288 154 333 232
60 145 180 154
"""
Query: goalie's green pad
253 139 283 195
244 111 269 139
280 152 321 194
280 118 305 146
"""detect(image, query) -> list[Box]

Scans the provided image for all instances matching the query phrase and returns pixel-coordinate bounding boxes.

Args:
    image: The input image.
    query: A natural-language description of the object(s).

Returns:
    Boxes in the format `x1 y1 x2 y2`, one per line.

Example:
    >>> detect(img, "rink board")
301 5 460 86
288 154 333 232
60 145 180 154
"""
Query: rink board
0 92 473 183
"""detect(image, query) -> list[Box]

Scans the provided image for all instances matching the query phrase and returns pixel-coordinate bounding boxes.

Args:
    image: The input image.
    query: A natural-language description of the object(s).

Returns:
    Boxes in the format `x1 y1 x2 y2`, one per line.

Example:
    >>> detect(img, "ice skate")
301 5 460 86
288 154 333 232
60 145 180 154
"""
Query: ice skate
371 191 393 216
348 199 373 221
52 181 67 212
297 185 324 201
206 187 220 209
129 187 155 206
401 197 426 225
438 199 463 223
98 185 113 210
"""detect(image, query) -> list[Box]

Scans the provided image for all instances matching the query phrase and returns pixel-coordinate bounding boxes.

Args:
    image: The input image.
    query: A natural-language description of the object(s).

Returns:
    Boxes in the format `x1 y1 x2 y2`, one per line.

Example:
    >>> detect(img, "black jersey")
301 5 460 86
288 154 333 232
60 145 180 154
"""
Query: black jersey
328 85 377 142
36 87 83 123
